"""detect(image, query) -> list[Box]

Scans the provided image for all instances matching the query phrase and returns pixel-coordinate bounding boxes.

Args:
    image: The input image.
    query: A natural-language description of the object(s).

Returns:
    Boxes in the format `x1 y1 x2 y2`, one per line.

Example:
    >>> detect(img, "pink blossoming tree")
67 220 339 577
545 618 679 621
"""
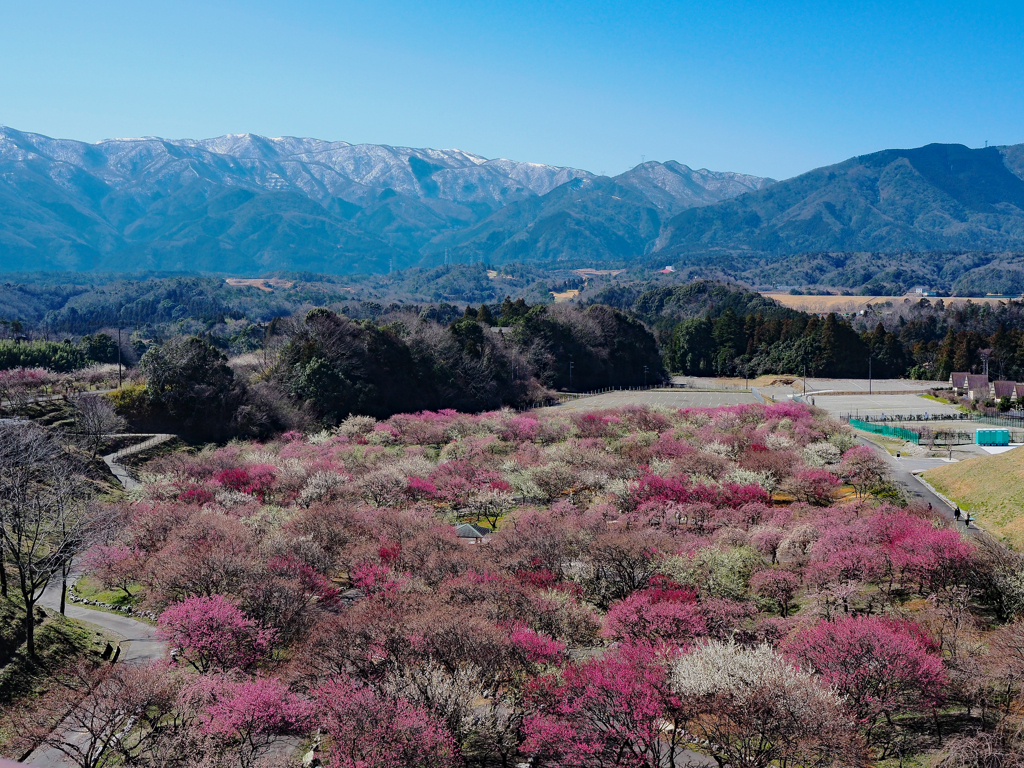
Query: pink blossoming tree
784 615 948 738
314 677 459 768
158 594 277 672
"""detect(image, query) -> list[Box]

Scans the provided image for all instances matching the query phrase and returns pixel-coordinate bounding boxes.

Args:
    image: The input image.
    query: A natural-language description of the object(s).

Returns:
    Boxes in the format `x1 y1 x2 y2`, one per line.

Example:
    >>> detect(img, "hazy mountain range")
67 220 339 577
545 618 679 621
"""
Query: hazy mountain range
2 126 1024 281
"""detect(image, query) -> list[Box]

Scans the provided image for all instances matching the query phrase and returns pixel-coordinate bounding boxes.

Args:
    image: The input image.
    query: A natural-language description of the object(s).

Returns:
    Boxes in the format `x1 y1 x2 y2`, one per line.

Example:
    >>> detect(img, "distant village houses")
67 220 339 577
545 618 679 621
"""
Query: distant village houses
951 372 1024 402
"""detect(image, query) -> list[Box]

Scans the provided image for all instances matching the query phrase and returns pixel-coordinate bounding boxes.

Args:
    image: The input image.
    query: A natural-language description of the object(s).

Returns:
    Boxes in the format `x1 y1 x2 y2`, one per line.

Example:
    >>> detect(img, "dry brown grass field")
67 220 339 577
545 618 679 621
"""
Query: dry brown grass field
762 292 1014 314
224 277 295 292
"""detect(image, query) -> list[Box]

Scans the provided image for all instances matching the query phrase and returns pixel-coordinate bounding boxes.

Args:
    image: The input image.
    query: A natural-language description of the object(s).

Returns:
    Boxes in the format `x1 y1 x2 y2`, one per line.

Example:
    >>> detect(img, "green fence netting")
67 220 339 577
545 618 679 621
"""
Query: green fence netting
849 419 920 444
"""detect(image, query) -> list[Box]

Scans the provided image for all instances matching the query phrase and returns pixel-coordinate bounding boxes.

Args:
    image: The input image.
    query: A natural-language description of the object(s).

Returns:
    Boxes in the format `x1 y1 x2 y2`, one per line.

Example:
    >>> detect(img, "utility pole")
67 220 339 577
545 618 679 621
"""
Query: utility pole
644 365 648 388
803 365 806 397
868 354 872 395
117 328 122 388
569 361 574 391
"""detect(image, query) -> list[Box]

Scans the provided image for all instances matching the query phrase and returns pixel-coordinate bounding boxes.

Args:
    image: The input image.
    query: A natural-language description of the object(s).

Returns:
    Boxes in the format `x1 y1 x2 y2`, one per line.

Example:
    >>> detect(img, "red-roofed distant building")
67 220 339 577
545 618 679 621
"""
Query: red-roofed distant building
993 381 1016 400
950 372 969 396
966 375 990 400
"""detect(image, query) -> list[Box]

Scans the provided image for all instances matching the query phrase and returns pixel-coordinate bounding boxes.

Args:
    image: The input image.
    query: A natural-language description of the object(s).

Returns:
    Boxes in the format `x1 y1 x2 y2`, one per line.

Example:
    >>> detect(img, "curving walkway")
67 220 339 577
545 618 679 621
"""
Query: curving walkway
102 433 174 491
23 432 174 767
24 577 167 767
854 434 991 540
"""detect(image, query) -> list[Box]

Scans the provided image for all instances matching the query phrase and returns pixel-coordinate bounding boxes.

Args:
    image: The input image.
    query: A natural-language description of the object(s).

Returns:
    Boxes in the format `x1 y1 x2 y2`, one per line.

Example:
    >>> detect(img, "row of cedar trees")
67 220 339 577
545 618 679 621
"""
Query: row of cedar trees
664 309 911 379
10 401 1024 767
658 286 1024 382
665 307 1024 382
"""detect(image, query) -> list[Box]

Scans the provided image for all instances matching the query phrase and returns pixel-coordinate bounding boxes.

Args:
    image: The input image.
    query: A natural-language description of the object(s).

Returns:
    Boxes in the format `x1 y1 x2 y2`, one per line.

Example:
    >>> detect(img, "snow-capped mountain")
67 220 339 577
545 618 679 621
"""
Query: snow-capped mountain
0 126 773 274
614 160 774 216
0 128 591 208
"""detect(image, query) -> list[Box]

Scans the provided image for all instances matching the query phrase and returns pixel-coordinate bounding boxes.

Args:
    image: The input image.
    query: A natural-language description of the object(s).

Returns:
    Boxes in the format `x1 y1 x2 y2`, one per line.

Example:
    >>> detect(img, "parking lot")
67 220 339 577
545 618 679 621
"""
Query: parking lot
802 377 936 394
808 394 962 420
546 389 759 412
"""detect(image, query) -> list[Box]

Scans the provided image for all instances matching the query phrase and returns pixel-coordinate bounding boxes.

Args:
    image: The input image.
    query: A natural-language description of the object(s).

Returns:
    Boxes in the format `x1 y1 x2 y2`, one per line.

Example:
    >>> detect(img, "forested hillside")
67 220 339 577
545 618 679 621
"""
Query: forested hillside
661 144 1024 256
596 280 1024 383
94 301 665 440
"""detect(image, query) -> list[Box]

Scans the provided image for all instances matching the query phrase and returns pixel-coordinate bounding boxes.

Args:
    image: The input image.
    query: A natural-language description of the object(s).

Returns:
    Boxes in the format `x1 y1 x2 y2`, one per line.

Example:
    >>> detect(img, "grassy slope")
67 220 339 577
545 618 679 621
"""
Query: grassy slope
0 596 112 755
925 448 1024 549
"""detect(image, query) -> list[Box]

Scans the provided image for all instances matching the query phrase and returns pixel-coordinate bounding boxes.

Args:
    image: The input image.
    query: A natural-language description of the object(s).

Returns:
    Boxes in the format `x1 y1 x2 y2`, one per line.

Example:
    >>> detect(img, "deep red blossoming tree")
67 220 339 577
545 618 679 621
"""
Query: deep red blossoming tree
523 642 686 768
158 594 277 672
784 615 948 735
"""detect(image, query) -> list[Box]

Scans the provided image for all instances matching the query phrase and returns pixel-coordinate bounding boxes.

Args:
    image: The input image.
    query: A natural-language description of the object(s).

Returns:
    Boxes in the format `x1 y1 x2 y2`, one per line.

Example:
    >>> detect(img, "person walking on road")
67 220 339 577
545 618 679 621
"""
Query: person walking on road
964 513 972 528
954 506 961 521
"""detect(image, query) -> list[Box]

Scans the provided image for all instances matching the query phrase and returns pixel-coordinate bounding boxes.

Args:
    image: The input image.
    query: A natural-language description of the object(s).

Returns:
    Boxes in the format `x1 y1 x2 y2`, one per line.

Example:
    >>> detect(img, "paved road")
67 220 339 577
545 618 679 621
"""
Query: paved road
854 435 981 536
893 457 956 473
37 576 165 664
25 577 166 768
102 433 174 491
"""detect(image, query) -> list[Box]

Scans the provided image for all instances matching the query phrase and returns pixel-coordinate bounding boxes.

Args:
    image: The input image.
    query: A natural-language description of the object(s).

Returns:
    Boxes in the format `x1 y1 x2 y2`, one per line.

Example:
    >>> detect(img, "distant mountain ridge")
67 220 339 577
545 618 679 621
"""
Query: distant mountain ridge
660 143 1024 256
5 128 1024 280
0 126 770 274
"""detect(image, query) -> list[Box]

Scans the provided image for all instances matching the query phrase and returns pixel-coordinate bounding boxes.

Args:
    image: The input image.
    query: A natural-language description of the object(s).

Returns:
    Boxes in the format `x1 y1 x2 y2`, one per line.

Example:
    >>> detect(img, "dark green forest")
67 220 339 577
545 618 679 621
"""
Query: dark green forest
107 300 666 440
6 273 1024 433
592 280 1024 381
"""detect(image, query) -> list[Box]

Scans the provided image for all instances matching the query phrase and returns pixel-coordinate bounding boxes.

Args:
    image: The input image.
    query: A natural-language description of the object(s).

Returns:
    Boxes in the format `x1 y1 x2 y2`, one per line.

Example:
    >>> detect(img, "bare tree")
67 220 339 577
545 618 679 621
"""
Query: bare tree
0 422 105 656
937 716 1024 768
25 661 180 768
74 394 127 458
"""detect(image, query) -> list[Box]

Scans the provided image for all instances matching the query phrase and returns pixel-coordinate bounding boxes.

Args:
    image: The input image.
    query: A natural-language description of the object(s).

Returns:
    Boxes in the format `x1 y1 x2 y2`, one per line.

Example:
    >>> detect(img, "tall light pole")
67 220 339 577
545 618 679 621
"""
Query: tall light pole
569 361 574 391
644 365 648 388
117 327 122 388
868 353 872 396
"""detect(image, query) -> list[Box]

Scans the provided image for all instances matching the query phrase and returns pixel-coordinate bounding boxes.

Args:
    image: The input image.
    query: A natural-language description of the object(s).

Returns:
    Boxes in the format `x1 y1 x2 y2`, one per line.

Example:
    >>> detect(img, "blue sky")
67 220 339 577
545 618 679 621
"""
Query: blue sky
1 0 1021 179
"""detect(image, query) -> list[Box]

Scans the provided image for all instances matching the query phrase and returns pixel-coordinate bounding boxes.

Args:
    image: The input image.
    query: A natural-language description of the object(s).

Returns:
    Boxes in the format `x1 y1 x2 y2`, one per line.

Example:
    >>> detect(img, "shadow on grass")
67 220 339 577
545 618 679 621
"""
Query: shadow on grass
0 609 102 705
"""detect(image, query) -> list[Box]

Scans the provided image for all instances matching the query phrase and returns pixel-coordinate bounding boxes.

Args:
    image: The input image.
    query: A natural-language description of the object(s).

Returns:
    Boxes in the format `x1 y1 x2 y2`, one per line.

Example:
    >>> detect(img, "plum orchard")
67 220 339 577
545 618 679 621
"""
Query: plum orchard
28 402 1024 767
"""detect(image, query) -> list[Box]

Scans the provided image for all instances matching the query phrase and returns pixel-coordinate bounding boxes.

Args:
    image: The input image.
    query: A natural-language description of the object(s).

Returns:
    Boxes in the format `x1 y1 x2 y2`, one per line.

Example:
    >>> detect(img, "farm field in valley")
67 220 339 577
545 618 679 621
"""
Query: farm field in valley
762 292 1016 313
